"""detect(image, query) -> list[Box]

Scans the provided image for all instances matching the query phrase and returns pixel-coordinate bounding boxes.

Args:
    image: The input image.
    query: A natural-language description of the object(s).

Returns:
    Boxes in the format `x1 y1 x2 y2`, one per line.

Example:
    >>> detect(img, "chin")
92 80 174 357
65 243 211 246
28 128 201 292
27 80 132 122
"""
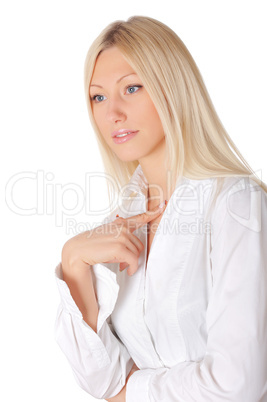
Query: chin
116 154 139 163
111 148 140 163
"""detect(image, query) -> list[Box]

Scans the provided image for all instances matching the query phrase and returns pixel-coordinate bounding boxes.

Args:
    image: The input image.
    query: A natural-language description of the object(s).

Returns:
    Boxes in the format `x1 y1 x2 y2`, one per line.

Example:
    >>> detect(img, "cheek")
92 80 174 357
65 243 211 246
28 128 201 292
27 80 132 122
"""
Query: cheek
145 102 163 131
92 107 101 126
137 97 160 123
92 108 108 135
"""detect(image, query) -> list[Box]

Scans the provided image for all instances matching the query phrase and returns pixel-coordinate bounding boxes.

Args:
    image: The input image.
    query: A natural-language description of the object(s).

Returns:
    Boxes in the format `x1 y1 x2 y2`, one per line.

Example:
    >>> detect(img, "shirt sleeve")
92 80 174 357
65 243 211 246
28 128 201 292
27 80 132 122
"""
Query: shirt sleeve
126 177 267 402
54 212 134 400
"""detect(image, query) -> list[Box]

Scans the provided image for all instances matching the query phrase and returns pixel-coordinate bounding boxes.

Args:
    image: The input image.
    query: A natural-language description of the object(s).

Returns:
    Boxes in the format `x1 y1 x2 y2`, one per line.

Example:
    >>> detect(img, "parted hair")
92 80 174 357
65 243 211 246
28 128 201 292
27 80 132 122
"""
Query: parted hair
84 15 267 205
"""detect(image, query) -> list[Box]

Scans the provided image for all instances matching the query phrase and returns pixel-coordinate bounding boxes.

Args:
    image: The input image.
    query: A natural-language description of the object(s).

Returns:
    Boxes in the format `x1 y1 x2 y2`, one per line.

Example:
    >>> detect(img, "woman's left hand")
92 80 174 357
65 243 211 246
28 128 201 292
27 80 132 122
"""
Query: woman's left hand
105 363 140 402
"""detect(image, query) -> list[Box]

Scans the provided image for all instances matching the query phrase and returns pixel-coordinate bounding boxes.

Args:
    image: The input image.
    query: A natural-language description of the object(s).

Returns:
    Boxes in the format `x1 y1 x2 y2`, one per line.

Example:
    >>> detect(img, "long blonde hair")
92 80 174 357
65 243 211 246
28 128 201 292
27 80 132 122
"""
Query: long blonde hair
84 15 267 206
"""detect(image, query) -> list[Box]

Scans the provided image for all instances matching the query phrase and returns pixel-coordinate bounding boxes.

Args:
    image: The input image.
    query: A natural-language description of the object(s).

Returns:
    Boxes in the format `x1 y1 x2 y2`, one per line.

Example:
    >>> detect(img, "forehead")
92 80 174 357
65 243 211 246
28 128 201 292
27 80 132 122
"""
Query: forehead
91 47 136 83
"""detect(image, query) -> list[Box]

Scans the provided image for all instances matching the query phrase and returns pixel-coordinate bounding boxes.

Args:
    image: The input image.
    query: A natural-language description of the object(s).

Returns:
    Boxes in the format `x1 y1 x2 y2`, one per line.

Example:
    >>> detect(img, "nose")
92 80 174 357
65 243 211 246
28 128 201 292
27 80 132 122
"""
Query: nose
105 94 126 123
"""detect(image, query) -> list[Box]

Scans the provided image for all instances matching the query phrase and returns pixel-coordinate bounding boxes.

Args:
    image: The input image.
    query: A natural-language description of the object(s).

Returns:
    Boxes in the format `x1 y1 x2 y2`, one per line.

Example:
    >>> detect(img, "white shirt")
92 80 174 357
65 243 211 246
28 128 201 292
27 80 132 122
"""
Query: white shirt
55 164 267 401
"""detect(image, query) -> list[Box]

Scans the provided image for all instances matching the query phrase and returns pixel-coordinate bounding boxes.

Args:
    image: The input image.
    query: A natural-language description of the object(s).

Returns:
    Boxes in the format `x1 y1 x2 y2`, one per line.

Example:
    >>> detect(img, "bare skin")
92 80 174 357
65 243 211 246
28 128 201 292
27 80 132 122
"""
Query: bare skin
89 46 171 204
62 46 173 401
105 362 140 402
61 203 167 401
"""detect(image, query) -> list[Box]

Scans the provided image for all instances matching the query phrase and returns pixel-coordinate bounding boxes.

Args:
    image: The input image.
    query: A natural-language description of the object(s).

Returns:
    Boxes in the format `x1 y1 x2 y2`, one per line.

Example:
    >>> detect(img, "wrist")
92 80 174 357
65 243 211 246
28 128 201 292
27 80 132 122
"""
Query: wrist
62 246 90 276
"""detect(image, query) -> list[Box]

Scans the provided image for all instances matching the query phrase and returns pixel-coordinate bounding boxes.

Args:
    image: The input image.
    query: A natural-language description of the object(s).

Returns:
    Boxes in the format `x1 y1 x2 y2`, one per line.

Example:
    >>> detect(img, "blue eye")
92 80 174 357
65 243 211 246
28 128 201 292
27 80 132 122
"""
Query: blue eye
90 84 142 104
126 85 142 94
91 94 106 103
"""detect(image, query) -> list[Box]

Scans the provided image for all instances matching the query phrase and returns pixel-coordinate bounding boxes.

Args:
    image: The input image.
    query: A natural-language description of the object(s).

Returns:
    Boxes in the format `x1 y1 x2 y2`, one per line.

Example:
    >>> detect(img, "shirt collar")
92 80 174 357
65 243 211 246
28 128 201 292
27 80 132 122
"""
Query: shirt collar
123 163 196 202
123 164 149 199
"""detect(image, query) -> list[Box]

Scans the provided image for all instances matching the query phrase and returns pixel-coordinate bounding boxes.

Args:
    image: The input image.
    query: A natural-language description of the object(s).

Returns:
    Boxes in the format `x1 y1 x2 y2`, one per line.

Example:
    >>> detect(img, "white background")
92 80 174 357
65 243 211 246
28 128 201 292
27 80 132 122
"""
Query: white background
1 1 266 401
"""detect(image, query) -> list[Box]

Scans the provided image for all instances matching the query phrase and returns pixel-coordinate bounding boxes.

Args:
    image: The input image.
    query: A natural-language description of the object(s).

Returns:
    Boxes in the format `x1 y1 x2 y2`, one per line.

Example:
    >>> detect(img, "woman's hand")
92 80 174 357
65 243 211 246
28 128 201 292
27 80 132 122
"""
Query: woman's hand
105 363 140 402
62 202 167 277
60 200 166 332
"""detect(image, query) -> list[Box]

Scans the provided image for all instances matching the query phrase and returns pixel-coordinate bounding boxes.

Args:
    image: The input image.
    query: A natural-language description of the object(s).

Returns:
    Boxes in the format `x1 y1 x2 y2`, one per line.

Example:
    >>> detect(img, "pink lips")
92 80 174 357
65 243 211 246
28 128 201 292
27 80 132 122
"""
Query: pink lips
111 129 139 144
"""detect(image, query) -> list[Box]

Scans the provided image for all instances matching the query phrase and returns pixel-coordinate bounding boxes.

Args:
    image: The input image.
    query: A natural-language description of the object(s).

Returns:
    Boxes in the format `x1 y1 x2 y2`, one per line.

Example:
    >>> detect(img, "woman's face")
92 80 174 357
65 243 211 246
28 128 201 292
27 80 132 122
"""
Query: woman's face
89 46 166 163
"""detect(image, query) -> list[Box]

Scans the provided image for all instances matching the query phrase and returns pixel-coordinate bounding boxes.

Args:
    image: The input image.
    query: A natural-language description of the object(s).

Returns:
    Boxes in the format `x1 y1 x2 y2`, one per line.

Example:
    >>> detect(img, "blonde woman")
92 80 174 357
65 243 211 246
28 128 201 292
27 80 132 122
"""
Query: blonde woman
55 16 267 402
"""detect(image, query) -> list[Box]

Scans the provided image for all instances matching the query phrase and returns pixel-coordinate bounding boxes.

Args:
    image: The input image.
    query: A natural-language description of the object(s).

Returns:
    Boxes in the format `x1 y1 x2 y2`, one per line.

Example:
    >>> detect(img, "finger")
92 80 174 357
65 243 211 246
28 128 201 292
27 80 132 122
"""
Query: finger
118 238 141 272
125 201 168 233
104 235 143 267
128 232 145 253
119 261 129 271
115 246 138 276
113 221 146 252
105 244 139 275
123 237 140 256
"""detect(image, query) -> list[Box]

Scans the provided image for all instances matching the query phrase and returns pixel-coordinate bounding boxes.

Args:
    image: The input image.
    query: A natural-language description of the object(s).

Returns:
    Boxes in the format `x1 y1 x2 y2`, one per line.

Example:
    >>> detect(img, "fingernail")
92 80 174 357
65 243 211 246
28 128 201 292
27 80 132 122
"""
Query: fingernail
159 200 168 209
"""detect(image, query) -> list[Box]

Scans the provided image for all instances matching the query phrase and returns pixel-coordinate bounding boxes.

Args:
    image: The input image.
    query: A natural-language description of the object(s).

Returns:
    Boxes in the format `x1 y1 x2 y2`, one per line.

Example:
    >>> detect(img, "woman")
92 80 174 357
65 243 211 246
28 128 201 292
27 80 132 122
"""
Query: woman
55 16 267 401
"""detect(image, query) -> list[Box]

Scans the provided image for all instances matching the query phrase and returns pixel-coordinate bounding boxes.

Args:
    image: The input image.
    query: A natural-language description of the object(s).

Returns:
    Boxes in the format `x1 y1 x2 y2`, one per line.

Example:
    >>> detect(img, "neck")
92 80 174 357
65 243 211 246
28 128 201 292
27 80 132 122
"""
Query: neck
138 146 174 208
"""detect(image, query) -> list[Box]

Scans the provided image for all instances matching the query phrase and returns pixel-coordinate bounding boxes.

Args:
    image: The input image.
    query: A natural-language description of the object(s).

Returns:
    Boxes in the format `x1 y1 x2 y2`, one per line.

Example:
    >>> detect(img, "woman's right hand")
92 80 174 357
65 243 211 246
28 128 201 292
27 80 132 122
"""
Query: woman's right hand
61 202 167 277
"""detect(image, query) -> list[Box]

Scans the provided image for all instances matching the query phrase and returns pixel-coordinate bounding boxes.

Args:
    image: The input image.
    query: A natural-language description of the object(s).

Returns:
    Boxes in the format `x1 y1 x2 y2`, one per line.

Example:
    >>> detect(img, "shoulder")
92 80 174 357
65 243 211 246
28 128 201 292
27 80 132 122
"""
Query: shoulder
211 175 266 218
208 175 267 246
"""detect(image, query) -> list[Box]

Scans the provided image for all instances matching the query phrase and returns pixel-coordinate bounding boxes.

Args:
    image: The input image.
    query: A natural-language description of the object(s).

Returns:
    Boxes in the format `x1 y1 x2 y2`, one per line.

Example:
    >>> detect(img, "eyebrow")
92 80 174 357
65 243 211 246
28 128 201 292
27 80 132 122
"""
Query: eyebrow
90 73 137 88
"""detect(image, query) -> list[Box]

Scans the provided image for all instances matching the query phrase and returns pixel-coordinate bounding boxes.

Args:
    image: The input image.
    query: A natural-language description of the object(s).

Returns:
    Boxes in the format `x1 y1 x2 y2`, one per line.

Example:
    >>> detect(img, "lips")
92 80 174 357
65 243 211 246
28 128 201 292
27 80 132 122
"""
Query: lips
112 130 139 144
111 129 138 138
